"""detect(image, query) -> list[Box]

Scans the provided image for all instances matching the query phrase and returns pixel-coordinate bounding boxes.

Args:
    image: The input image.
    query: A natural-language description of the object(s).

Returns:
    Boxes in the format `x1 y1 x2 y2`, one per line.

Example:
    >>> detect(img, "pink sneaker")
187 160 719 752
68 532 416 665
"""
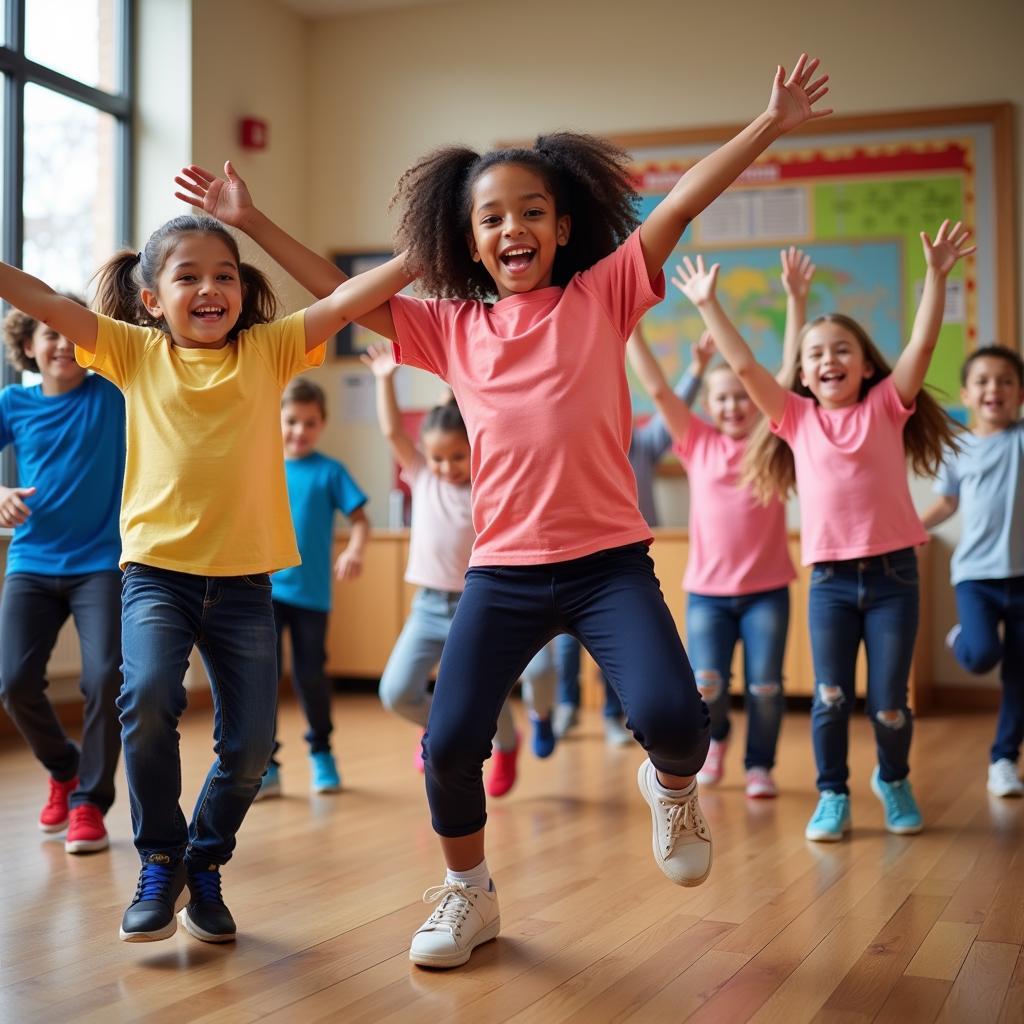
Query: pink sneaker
39 775 79 833
696 739 727 787
745 767 777 799
485 738 519 797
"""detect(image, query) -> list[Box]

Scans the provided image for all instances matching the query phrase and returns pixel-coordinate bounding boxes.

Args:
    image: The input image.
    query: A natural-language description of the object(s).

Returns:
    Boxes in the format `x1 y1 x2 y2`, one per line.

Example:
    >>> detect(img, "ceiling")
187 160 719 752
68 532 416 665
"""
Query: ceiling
276 0 457 16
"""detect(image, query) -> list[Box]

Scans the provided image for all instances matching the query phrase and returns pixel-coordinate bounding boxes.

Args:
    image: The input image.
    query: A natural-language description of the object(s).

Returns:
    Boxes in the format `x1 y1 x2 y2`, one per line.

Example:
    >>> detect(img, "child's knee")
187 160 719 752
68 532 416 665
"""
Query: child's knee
694 669 725 705
630 685 709 761
873 707 911 731
815 682 847 713
749 680 783 703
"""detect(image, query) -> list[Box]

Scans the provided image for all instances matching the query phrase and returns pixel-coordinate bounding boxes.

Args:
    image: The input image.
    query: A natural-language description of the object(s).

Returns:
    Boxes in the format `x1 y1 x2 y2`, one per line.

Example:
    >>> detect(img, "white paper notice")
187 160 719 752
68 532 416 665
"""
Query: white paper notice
913 278 965 323
339 372 377 423
696 187 809 244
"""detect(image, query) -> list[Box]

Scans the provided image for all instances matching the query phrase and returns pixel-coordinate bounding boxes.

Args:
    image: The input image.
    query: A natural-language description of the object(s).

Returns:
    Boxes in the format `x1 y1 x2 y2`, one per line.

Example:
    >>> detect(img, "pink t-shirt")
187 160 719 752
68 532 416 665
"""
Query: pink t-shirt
771 376 929 565
675 417 795 596
403 455 474 593
391 229 662 566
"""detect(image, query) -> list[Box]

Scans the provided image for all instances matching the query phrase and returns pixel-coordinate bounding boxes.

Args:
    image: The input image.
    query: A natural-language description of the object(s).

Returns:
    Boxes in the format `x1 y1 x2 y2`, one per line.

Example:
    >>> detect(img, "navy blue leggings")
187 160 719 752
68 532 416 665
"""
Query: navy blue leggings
423 543 710 837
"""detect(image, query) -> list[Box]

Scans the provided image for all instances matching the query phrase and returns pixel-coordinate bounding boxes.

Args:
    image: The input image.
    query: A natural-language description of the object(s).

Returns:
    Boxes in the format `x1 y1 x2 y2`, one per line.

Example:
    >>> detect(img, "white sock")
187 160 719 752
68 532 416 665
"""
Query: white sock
446 859 492 891
653 773 696 799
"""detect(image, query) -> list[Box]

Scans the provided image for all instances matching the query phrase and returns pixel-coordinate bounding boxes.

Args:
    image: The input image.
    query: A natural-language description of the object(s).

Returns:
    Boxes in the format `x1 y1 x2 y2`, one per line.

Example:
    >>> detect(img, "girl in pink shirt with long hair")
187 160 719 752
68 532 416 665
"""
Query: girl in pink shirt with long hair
176 53 831 968
675 222 971 844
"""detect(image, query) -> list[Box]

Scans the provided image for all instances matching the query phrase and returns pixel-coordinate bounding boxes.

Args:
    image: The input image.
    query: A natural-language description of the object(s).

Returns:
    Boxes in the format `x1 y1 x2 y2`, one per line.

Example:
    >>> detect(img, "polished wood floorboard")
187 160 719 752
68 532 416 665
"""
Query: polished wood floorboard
0 696 1020 1023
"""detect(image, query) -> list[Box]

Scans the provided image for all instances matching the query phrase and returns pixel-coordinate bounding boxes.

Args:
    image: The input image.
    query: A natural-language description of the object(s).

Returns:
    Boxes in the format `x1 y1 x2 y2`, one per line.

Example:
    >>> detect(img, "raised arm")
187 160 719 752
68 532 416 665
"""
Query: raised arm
626 325 694 443
175 162 399 341
639 55 831 280
891 220 976 407
920 494 959 530
359 343 419 471
673 256 789 425
0 263 97 353
779 246 814 384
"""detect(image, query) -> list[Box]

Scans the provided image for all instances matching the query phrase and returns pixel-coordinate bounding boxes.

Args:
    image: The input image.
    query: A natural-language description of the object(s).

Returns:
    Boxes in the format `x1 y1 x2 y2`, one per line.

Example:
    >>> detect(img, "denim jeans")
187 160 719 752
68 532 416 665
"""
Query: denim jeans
0 571 123 812
272 599 331 760
119 563 278 866
952 577 1024 763
808 548 918 794
424 543 708 837
686 586 789 770
554 633 624 719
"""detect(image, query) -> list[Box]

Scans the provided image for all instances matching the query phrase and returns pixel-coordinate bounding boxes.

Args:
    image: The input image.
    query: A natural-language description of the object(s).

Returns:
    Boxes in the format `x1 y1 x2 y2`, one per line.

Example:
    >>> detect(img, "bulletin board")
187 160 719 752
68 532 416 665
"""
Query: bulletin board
615 103 1017 422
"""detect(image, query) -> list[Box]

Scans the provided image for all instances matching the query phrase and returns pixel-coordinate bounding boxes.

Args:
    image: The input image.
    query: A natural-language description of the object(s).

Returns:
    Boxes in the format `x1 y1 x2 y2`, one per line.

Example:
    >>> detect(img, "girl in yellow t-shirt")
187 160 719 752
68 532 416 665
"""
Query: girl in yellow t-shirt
0 213 408 947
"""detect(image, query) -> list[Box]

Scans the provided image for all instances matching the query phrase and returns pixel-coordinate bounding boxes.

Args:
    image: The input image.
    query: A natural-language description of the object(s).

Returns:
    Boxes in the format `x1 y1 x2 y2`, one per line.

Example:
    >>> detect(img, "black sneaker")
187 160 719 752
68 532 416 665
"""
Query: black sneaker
179 863 236 943
119 854 187 942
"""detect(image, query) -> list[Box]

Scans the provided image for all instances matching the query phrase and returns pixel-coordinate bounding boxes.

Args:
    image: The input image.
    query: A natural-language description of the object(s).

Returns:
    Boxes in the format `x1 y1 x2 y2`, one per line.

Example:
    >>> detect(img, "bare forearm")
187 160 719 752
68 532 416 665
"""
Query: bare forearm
779 295 806 383
627 330 671 401
921 495 958 529
0 263 97 350
346 515 370 555
240 208 345 299
374 374 418 468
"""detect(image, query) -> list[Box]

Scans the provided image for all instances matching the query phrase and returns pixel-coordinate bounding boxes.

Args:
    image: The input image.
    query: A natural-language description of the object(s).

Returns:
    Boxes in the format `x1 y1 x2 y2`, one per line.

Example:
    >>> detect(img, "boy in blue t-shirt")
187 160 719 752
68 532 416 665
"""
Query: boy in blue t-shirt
259 377 369 798
922 344 1024 797
0 300 126 851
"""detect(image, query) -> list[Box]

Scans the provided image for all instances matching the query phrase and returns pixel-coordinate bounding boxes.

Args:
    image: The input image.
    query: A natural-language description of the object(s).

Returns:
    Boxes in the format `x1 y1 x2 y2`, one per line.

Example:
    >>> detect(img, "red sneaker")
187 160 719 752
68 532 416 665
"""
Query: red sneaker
39 775 78 833
485 739 519 798
65 803 110 854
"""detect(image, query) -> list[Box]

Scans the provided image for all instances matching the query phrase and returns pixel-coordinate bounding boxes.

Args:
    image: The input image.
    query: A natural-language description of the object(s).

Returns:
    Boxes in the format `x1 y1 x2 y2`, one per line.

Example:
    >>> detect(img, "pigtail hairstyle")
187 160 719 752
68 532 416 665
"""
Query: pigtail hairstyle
422 397 468 439
391 132 640 301
742 313 962 504
92 214 277 336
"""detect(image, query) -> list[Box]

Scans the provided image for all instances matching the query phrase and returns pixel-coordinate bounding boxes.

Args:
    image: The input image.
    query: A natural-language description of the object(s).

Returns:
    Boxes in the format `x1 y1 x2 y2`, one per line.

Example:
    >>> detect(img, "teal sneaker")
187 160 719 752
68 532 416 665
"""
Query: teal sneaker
871 767 922 834
805 791 851 842
254 762 281 801
310 751 341 794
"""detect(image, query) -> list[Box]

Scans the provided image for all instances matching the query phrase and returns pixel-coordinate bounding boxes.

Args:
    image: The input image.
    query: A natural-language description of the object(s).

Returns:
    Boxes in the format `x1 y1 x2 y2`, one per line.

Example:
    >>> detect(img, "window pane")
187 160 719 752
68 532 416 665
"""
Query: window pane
26 0 119 92
23 85 118 295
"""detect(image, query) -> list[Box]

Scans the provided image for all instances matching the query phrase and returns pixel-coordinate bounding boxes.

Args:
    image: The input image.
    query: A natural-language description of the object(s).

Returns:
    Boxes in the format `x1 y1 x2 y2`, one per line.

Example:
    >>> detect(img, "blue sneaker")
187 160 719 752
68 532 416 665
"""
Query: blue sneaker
255 762 281 801
310 751 342 793
805 791 851 842
530 715 556 759
871 767 923 834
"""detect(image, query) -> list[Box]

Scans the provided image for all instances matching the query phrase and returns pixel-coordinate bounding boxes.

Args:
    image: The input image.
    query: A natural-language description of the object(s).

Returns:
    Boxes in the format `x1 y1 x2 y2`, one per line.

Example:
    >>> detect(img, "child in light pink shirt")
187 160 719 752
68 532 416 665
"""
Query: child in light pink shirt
676 222 971 843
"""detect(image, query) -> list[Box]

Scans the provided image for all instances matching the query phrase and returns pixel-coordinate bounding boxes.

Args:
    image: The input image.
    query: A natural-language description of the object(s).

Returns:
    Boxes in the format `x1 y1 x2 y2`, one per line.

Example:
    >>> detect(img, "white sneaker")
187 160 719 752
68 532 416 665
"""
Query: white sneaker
944 623 962 651
745 767 777 799
987 758 1023 798
636 759 712 886
604 716 633 747
408 881 500 968
552 702 579 738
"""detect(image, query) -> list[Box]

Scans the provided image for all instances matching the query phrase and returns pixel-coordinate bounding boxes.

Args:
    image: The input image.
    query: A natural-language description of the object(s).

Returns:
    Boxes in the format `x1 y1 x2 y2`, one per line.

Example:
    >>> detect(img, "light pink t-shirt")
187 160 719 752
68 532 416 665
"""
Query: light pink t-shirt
391 229 662 566
771 376 929 565
675 417 795 596
403 455 474 593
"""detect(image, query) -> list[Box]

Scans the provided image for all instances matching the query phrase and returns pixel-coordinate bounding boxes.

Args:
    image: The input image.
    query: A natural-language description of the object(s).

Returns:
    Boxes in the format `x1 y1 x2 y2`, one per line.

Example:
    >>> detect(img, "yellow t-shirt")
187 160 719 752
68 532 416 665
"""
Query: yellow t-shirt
76 311 325 576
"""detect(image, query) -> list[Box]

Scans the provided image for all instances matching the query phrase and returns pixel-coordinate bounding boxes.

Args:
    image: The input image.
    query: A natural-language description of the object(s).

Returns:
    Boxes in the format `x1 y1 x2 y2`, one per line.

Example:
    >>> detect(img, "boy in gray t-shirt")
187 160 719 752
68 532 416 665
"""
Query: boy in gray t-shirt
922 344 1024 797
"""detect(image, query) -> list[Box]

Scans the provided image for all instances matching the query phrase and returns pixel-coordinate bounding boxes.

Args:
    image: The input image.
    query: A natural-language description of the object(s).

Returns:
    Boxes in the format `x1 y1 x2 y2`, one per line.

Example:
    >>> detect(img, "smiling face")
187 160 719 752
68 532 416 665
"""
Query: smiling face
705 366 756 439
799 321 874 409
141 232 243 348
281 400 325 459
467 162 571 300
422 428 471 485
961 355 1023 434
25 321 88 395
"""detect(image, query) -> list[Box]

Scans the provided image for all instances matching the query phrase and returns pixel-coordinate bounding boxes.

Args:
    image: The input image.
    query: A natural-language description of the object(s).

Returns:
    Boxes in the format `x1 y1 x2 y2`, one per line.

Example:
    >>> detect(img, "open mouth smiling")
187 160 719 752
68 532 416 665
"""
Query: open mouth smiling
498 247 536 273
191 304 226 321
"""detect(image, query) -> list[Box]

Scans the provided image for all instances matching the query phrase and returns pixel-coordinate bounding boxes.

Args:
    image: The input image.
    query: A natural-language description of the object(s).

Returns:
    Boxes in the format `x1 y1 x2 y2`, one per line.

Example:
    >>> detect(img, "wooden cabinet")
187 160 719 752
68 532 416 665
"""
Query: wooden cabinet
325 530 933 712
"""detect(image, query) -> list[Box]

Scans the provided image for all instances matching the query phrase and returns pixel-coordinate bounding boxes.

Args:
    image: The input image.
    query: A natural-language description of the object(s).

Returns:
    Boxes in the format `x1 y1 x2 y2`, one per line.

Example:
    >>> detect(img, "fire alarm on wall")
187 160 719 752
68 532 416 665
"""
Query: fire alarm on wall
239 117 268 151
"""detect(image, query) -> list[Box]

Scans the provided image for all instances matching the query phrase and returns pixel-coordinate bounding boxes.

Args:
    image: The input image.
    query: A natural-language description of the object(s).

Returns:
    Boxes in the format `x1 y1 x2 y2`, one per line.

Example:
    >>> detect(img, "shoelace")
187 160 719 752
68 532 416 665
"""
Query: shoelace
422 882 475 933
190 869 223 904
661 793 708 849
879 780 916 820
44 778 70 812
135 863 176 902
68 805 100 826
812 795 845 826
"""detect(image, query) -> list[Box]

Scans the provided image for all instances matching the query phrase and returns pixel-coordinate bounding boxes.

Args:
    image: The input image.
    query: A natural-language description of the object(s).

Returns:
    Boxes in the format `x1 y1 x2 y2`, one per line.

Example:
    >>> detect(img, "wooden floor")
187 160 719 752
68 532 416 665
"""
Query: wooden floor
1 695 1022 1024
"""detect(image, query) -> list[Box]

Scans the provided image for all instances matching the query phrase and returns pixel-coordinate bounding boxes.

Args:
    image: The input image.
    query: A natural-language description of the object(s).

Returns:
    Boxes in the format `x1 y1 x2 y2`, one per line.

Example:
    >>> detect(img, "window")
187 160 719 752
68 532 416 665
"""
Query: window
0 0 133 479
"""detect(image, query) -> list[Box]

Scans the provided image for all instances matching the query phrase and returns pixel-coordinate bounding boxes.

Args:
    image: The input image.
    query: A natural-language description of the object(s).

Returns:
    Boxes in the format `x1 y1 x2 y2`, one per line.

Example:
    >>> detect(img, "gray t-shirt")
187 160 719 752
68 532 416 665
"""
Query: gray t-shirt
934 419 1024 585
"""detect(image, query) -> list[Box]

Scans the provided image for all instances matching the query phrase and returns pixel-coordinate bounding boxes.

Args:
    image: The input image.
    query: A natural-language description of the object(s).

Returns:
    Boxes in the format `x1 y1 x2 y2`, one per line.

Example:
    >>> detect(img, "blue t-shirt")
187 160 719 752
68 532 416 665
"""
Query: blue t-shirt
934 420 1024 585
0 375 125 576
271 452 368 612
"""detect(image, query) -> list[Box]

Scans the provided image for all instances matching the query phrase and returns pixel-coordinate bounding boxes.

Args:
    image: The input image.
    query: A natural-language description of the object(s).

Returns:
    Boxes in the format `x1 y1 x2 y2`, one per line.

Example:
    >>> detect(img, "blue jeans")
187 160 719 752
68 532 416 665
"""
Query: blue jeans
272 599 331 760
0 571 123 812
424 543 709 837
555 633 624 719
808 548 918 794
952 577 1024 763
119 563 278 866
686 586 789 770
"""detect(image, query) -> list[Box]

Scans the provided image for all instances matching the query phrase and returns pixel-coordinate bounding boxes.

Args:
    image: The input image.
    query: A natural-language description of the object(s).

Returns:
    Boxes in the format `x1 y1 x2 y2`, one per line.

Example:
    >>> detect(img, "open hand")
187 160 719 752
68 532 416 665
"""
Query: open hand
174 161 253 228
921 220 975 276
780 246 816 299
360 343 398 378
334 550 363 581
766 54 832 133
693 330 716 370
0 485 35 527
672 256 720 306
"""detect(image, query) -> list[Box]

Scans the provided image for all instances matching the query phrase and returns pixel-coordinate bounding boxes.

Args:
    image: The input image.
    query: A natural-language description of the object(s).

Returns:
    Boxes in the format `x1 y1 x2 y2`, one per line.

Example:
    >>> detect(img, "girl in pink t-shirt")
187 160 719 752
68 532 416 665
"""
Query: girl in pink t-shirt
177 54 831 967
675 222 971 845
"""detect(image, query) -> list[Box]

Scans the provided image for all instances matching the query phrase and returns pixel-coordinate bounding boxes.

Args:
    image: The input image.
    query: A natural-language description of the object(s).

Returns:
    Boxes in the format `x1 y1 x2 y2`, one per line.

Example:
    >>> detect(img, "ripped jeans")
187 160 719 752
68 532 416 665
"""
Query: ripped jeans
808 548 918 794
686 587 789 769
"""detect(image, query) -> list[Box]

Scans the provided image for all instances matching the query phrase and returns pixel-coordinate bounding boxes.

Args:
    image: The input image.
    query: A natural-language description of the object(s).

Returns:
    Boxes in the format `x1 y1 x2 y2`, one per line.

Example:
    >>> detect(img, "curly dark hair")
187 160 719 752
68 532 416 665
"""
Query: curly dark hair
92 214 277 338
391 132 641 300
3 292 87 373
961 343 1024 387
